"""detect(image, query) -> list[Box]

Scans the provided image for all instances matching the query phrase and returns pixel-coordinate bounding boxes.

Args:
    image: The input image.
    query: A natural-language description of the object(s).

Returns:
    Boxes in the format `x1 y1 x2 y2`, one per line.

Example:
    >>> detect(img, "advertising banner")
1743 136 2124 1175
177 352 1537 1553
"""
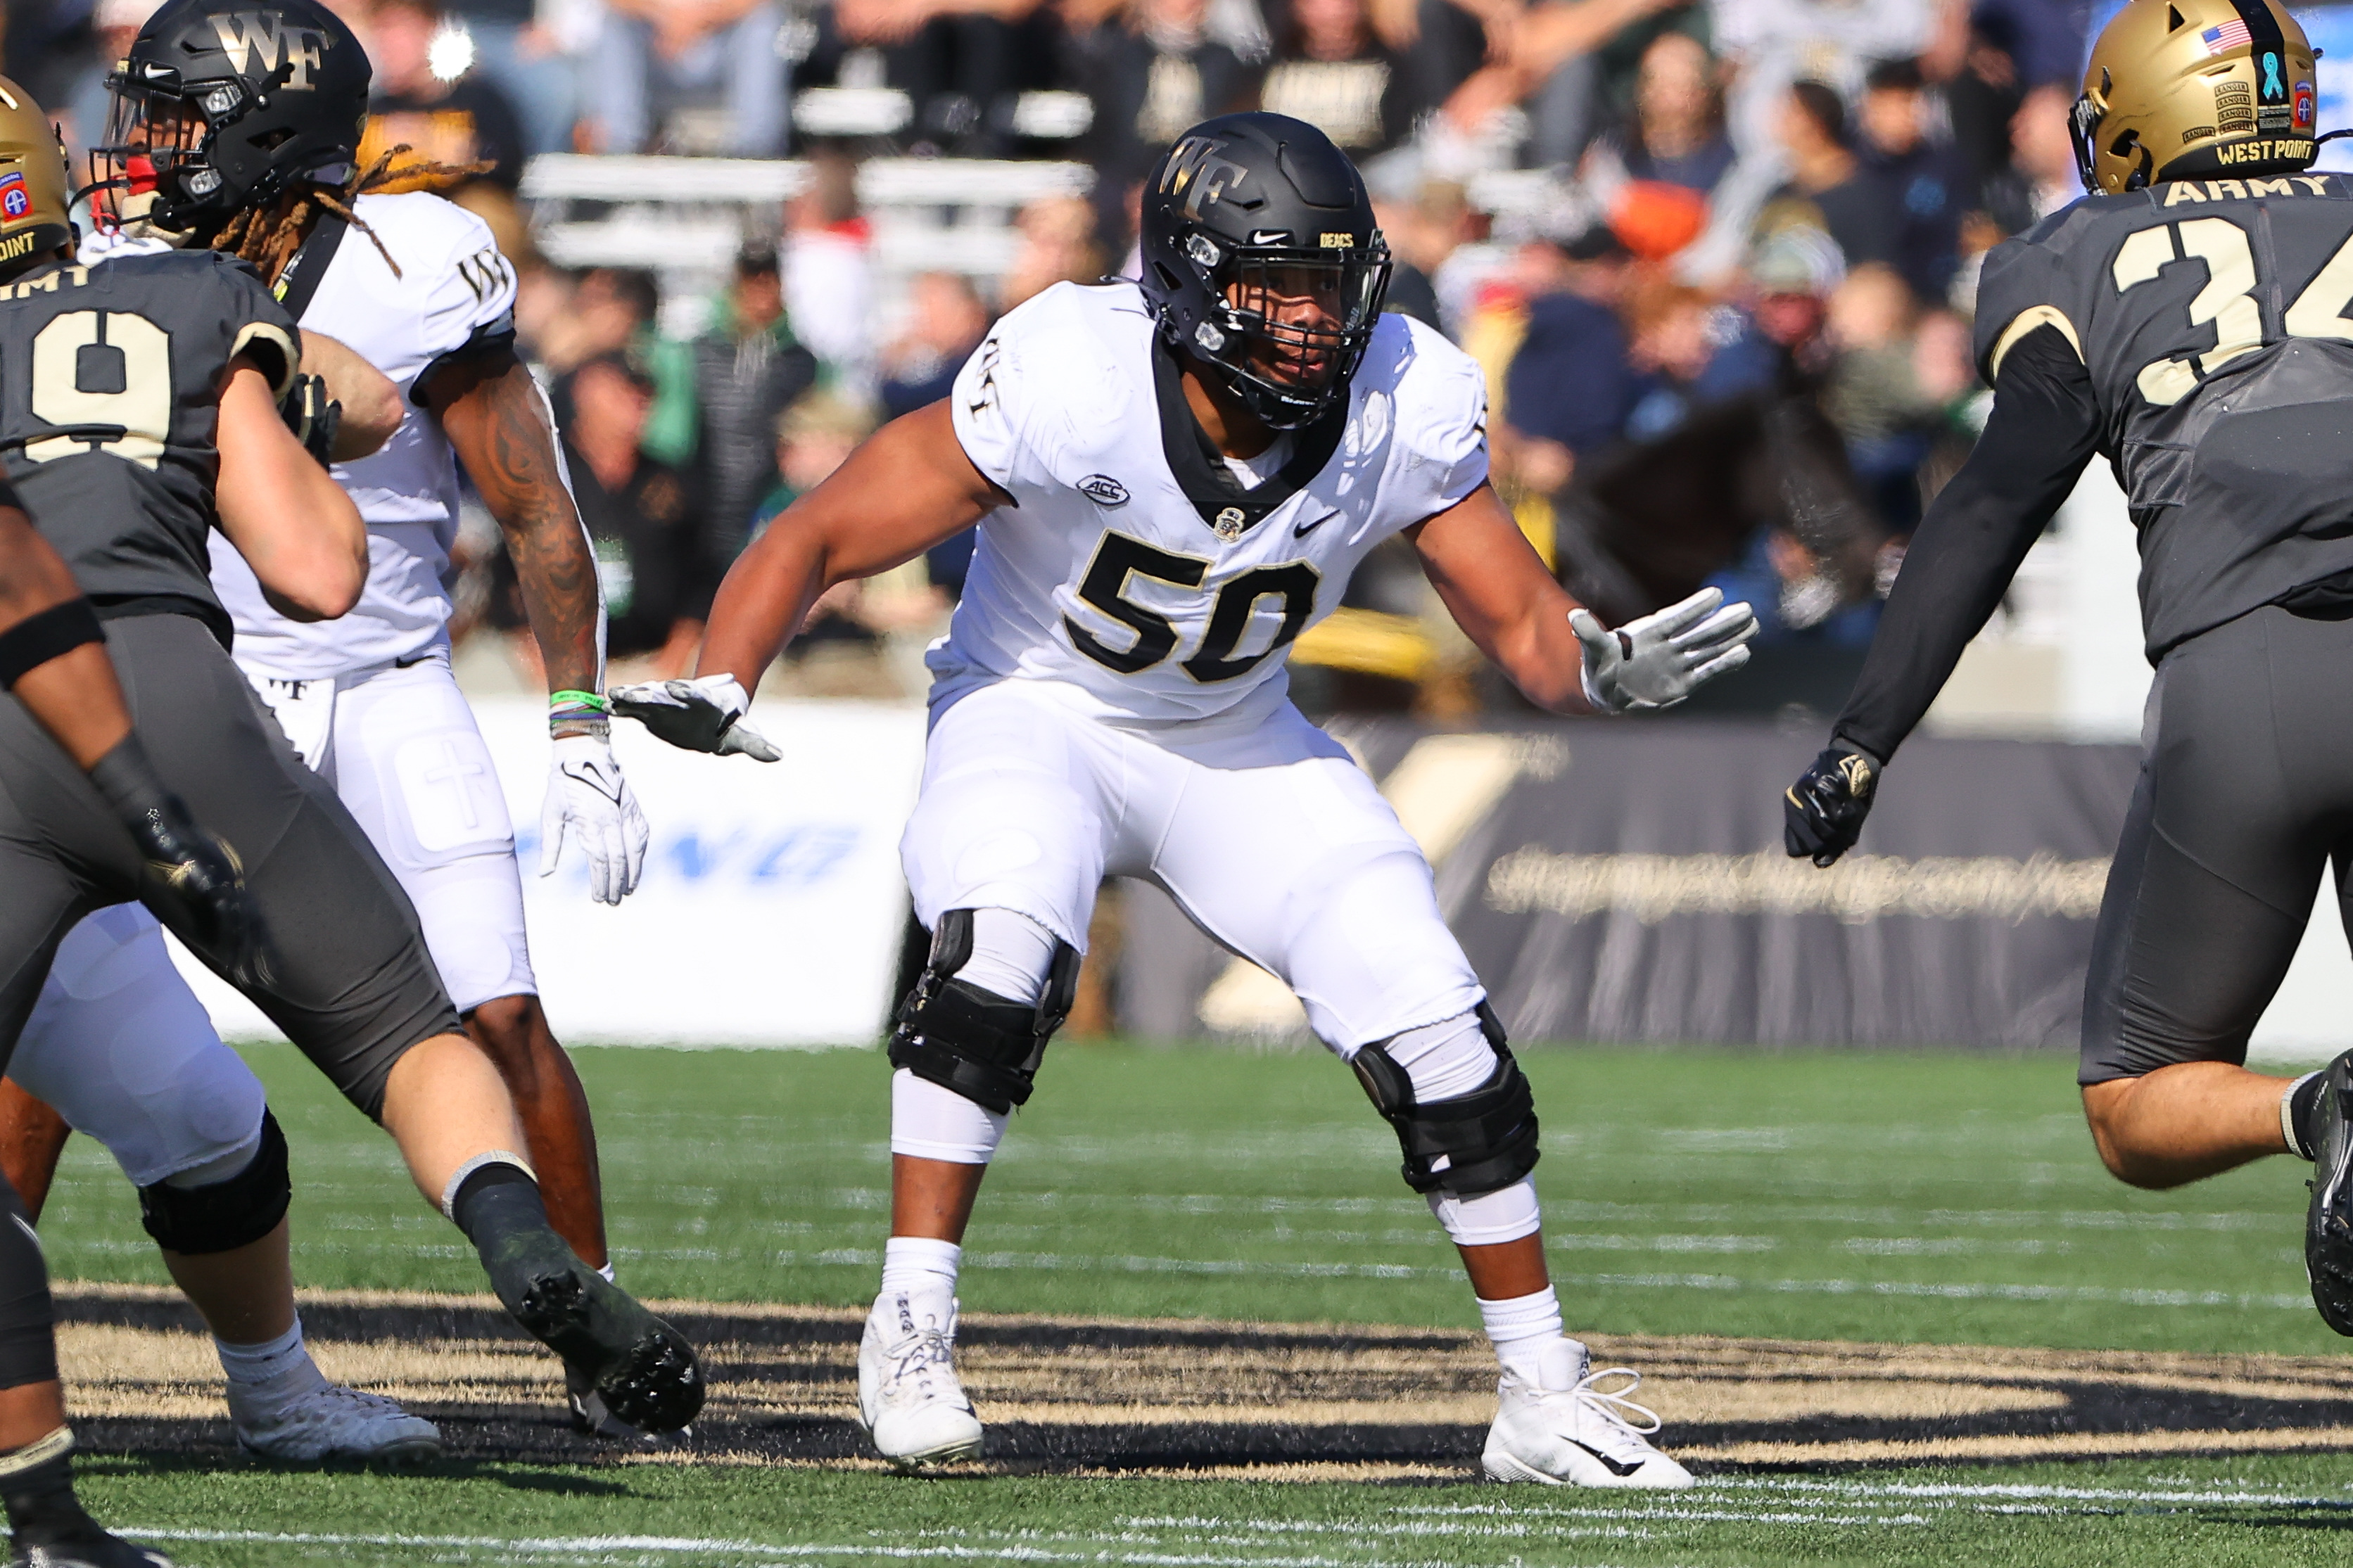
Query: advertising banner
168 698 927 1046
1118 720 2148 1051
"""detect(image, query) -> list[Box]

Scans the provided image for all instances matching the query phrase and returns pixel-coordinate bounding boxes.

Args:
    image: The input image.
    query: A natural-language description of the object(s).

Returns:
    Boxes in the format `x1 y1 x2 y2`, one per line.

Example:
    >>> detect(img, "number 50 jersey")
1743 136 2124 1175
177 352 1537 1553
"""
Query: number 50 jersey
1974 172 2353 661
937 280 1488 726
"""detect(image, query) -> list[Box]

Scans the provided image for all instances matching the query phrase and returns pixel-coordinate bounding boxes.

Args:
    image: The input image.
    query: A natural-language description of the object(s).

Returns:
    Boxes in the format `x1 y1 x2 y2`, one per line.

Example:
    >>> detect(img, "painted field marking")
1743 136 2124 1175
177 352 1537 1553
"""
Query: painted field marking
121 1526 1669 1568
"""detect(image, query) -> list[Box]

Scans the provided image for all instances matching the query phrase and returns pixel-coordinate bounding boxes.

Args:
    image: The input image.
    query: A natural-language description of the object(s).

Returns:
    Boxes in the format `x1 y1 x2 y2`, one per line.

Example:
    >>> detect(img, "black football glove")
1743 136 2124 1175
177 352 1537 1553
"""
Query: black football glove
1784 742 1881 868
280 372 343 466
87 738 274 990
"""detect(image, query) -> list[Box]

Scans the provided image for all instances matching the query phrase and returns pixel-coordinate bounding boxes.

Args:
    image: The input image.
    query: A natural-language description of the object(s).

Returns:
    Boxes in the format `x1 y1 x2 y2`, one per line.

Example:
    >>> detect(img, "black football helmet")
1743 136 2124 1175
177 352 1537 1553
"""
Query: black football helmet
1139 113 1392 431
91 0 368 237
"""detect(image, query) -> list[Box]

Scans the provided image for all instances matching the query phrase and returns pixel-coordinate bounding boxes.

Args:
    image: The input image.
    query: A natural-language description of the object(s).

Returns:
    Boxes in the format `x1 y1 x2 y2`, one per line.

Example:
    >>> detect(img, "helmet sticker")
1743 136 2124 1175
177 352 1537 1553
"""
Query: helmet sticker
2216 79 2256 134
209 13 330 90
2201 18 2253 54
2297 80 2316 129
0 170 27 222
2259 49 2286 102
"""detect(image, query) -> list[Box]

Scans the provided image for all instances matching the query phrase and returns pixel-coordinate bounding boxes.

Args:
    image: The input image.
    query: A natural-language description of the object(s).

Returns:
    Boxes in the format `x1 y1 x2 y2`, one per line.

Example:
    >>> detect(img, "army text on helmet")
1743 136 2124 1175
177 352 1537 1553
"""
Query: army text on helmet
91 0 369 240
2073 0 2322 195
1137 112 1393 433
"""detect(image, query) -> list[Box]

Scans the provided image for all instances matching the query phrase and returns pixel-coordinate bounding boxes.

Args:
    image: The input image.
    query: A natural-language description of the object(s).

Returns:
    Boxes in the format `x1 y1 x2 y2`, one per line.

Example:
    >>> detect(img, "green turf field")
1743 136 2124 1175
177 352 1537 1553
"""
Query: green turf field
42 1040 2353 1565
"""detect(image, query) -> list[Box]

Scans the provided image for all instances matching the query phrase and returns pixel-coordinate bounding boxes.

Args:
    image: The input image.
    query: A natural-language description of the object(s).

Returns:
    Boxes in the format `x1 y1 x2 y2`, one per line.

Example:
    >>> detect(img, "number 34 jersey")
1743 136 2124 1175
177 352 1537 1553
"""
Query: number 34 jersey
0 251 298 646
939 280 1488 726
1973 172 2353 661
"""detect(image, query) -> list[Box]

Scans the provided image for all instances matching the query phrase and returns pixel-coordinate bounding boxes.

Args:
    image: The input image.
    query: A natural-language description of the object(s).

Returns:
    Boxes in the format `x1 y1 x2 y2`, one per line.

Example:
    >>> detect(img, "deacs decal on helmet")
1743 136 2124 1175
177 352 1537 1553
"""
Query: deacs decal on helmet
92 0 369 238
1139 113 1393 431
0 76 75 274
2073 0 2320 194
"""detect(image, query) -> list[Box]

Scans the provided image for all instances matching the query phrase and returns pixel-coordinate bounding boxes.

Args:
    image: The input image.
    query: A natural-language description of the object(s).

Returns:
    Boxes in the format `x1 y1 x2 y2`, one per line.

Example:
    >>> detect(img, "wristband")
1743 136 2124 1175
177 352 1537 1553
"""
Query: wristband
548 689 609 731
0 598 103 689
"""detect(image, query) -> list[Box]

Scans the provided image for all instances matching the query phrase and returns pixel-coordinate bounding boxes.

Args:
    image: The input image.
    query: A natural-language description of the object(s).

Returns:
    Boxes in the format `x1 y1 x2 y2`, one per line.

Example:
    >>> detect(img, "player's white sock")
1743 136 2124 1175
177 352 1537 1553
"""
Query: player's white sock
1478 1287 1568 1385
880 1236 963 1298
955 908 1060 1003
597 1261 616 1284
215 1317 313 1387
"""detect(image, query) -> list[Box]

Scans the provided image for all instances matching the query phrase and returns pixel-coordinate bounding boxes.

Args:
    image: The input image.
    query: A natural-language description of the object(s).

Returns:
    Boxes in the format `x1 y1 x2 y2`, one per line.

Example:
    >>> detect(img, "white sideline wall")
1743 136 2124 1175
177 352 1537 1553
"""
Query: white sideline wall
167 699 928 1047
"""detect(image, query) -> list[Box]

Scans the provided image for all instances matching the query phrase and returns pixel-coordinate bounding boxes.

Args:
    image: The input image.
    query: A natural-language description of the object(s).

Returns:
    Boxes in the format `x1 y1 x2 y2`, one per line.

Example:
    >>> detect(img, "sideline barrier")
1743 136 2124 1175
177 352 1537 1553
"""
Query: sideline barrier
166 708 2347 1054
168 698 927 1047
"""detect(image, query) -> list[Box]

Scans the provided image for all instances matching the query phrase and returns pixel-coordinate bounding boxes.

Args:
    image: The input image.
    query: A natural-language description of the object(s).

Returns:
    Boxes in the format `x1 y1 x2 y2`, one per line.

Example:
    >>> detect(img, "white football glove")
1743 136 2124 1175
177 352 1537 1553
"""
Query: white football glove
1571 587 1758 713
540 733 649 905
609 674 781 762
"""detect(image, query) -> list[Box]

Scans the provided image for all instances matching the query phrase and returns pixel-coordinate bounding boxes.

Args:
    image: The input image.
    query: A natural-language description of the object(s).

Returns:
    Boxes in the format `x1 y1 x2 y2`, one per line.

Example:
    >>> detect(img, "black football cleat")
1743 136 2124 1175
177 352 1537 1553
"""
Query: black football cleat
501 1251 704 1436
2305 1051 2353 1335
13 1530 175 1568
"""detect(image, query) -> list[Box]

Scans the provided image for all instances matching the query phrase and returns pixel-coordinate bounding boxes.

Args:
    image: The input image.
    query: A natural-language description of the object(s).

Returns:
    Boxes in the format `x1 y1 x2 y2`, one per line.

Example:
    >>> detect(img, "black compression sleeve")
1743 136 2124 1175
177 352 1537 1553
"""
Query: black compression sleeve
1830 326 2103 762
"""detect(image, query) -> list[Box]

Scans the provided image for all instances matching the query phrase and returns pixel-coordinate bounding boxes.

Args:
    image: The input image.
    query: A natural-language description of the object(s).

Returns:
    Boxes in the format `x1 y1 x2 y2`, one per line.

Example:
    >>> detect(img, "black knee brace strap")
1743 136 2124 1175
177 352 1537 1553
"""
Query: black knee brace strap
1352 1002 1540 1197
137 1109 291 1255
887 908 1081 1114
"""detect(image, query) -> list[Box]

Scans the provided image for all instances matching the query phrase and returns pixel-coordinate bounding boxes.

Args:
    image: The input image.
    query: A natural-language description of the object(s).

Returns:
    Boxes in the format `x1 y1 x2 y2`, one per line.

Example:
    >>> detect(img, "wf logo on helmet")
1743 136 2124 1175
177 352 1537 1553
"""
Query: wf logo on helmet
210 13 329 89
0 170 28 222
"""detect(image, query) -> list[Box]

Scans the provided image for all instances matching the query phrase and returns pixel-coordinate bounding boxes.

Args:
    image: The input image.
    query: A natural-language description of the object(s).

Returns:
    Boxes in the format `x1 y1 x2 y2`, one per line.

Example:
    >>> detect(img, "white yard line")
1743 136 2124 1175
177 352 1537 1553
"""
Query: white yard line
122 1526 1661 1568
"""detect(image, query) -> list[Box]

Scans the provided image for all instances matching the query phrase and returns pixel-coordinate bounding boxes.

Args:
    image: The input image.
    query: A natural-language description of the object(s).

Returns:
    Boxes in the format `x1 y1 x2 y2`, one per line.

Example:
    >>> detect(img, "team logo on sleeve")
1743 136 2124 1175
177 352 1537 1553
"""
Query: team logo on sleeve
0 171 29 222
1078 474 1130 506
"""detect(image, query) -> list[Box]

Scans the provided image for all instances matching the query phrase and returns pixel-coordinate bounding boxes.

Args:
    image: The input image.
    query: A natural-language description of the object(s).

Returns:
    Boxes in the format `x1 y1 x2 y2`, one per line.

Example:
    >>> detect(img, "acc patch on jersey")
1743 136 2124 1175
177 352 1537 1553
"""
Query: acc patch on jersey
1078 473 1130 506
0 171 29 222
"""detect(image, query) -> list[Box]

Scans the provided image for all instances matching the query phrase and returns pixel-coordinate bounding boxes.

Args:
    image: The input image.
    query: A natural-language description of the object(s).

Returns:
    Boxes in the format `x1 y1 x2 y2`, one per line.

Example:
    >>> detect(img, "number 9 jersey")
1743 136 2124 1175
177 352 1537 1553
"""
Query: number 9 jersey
1972 171 2353 662
0 250 298 647
937 279 1488 724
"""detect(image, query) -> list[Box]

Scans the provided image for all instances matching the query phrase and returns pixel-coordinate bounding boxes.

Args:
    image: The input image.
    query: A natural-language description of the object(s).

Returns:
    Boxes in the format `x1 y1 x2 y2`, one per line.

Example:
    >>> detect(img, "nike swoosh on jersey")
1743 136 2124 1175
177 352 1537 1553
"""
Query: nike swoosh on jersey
1568 1441 1645 1478
1293 510 1340 539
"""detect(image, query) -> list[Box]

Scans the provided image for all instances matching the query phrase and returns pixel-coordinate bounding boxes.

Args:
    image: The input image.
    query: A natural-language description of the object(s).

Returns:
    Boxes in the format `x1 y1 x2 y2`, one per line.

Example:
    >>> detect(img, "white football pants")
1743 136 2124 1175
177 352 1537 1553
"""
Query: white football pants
900 677 1485 1050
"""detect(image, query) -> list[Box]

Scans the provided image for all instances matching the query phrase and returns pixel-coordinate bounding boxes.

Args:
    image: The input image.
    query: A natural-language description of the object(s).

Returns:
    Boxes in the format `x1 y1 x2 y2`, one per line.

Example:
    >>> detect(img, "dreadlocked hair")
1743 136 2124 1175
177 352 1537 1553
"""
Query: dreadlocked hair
210 146 496 286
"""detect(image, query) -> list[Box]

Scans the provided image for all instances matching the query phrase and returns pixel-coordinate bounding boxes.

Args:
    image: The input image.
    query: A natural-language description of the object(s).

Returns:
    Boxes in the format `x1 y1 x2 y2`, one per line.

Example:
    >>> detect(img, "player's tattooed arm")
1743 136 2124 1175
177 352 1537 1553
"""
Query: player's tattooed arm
427 348 604 728
697 400 1008 695
298 333 402 461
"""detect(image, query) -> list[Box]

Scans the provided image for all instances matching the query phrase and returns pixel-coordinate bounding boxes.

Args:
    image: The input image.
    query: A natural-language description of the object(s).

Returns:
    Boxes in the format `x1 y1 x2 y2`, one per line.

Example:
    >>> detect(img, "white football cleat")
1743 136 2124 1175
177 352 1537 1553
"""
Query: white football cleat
228 1363 441 1463
857 1287 983 1470
1483 1339 1693 1489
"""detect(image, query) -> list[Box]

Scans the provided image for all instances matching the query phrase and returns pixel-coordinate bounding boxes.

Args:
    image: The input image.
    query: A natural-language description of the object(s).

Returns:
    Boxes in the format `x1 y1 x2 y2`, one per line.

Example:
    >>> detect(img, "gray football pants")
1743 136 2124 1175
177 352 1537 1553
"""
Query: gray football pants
2081 603 2353 1084
0 612 460 1118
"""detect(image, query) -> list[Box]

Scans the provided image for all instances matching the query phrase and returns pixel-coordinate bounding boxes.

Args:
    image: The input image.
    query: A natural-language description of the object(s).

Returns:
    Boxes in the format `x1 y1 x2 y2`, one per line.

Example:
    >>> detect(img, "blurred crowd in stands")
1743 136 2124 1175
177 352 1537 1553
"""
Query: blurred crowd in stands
0 0 2100 714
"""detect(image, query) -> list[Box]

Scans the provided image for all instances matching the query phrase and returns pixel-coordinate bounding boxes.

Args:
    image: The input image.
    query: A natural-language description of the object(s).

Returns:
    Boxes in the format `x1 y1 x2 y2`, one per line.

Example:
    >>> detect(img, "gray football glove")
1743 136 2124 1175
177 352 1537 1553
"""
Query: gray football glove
609 674 780 762
1571 587 1758 713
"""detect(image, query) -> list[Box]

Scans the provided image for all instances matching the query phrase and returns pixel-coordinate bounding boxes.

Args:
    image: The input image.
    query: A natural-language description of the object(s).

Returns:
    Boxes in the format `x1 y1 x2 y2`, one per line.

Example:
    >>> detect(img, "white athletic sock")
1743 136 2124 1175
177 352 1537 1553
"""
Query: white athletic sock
1478 1287 1568 1385
1428 1175 1542 1247
880 1236 962 1299
956 908 1060 1004
2285 1071 2324 1159
597 1261 616 1284
216 1317 314 1388
891 1069 1009 1164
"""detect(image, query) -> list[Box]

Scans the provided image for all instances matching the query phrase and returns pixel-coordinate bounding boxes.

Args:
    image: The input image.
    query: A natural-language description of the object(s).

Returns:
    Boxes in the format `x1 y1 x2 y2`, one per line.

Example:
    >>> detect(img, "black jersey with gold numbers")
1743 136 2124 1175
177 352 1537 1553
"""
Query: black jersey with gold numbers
0 249 298 644
1973 172 2353 662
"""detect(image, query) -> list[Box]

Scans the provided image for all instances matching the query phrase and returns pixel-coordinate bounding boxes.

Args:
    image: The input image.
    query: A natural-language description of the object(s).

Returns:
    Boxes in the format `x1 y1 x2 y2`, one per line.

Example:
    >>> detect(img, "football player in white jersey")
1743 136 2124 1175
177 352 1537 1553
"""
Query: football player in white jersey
619 113 1756 1486
0 0 667 1453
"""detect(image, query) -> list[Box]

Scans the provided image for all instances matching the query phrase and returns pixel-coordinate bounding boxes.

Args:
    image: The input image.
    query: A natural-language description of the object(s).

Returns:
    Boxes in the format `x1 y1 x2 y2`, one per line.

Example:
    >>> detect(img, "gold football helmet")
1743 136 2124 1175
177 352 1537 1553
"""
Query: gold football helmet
0 75 70 273
2074 0 2321 193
